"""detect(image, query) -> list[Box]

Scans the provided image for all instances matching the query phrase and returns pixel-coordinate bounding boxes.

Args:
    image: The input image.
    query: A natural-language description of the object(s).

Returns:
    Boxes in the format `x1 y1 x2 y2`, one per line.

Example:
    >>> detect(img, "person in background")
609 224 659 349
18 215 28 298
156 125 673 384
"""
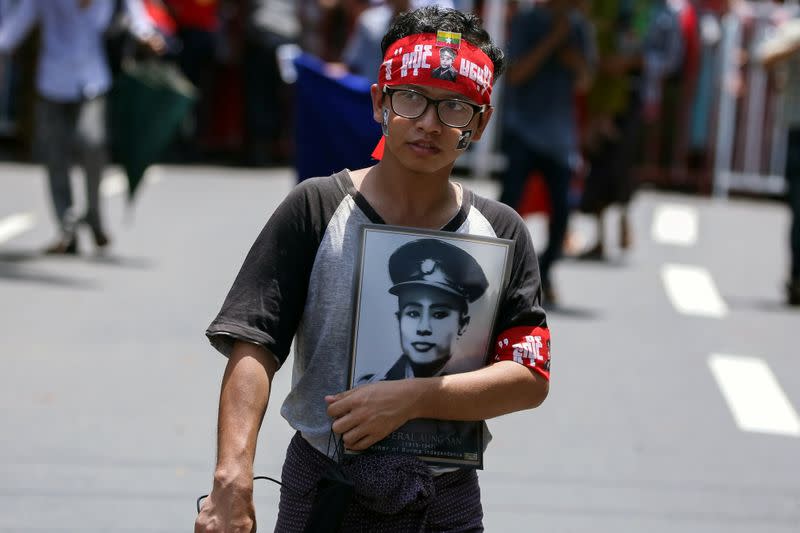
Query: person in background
243 0 299 166
123 0 169 55
758 9 800 306
578 0 682 259
105 0 169 78
500 0 593 304
0 0 115 254
341 0 453 80
163 0 219 159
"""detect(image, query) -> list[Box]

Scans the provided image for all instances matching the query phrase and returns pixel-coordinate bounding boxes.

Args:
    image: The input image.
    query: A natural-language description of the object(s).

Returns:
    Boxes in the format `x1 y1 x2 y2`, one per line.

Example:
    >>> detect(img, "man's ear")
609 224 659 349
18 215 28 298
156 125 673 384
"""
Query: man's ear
468 107 494 142
371 84 385 123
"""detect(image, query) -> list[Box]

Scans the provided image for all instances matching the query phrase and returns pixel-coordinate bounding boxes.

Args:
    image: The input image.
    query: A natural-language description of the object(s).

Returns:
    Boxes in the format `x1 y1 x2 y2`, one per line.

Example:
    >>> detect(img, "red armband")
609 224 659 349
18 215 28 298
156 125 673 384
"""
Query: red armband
493 326 551 380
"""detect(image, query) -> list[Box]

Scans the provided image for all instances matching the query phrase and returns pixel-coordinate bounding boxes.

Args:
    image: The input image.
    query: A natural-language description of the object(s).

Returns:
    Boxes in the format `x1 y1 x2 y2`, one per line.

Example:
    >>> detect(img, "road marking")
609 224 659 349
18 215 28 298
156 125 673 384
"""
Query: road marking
0 212 35 244
101 169 163 197
652 204 698 246
661 264 728 318
709 354 800 437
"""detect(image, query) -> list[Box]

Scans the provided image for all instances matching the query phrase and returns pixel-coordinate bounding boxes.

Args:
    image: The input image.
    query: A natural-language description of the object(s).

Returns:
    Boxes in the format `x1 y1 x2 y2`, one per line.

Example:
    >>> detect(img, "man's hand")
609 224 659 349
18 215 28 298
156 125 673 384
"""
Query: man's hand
195 341 276 533
325 380 418 451
195 474 256 533
143 33 167 56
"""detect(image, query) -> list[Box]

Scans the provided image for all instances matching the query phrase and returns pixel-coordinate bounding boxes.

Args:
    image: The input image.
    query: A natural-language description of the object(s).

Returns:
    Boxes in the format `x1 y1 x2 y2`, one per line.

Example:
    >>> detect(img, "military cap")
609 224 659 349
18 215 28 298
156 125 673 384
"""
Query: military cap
388 238 489 303
439 46 457 59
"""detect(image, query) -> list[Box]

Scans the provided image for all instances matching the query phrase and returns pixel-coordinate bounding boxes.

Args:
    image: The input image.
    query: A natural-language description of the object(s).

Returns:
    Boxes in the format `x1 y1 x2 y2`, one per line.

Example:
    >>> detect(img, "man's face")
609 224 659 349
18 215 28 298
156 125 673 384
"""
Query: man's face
397 286 466 366
370 84 493 174
440 50 455 69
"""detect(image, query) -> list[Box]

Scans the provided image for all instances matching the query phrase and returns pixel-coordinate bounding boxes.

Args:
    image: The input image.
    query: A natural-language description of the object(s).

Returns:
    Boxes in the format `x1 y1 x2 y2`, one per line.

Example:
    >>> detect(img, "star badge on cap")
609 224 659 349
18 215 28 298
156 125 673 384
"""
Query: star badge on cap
420 259 437 275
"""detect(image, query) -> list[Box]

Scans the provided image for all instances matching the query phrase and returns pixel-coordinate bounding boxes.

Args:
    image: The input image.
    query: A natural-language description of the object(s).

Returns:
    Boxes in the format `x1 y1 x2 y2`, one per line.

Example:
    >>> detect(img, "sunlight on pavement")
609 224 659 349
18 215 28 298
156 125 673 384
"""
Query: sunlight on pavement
709 354 800 437
661 264 728 318
0 212 35 244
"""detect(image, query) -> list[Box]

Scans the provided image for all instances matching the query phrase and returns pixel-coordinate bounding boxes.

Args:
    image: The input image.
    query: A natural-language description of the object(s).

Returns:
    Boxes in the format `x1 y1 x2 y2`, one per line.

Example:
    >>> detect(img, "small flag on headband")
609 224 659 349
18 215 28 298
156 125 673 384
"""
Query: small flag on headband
436 30 461 49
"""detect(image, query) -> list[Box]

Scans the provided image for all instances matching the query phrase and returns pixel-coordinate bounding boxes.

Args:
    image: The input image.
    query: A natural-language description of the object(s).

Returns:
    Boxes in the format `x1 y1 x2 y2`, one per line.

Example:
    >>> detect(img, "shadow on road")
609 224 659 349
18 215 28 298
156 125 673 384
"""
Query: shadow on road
0 262 99 289
0 249 156 270
725 296 799 315
542 303 600 319
82 253 156 269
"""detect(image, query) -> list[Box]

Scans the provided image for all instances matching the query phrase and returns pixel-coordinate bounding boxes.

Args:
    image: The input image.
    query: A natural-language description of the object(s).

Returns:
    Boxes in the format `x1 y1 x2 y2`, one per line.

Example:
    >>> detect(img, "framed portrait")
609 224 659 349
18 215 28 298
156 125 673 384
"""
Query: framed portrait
347 225 515 468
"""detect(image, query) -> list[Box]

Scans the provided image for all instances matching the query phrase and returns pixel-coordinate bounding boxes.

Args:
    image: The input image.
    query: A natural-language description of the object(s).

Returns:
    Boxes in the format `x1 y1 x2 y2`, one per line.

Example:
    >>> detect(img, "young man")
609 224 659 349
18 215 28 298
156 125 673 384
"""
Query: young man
195 7 550 532
358 238 488 383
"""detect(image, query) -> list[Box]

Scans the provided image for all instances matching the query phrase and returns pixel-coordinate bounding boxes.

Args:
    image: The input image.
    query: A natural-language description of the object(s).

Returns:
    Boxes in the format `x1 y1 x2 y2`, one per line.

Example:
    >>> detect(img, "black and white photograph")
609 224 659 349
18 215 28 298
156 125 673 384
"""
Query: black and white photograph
348 225 514 467
431 46 459 81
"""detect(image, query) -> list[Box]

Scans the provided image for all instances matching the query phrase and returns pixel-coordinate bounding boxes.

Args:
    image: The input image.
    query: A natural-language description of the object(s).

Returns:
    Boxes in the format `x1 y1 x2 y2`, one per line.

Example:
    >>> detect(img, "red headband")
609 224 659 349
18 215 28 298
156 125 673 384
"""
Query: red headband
378 32 494 104
372 32 494 160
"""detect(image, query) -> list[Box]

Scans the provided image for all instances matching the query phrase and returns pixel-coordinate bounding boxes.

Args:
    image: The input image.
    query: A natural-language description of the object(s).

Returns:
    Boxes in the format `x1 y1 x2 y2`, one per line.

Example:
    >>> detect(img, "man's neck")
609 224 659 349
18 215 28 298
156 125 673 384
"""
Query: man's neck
352 156 462 229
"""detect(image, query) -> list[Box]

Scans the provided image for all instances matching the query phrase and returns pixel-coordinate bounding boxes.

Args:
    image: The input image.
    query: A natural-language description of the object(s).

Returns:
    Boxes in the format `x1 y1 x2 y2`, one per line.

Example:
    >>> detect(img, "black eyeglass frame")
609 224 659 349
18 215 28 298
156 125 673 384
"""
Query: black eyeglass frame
382 86 489 128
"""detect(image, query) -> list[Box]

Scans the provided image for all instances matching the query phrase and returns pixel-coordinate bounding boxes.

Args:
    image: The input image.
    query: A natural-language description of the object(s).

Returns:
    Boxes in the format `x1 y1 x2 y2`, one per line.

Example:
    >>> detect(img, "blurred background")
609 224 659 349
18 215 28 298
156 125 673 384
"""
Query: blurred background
0 0 798 532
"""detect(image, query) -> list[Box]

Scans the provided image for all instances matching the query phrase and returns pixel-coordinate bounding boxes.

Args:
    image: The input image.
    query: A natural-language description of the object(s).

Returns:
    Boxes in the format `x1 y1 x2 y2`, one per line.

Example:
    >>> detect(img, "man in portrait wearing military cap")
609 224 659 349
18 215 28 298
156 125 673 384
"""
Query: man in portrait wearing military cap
431 46 459 81
358 238 488 384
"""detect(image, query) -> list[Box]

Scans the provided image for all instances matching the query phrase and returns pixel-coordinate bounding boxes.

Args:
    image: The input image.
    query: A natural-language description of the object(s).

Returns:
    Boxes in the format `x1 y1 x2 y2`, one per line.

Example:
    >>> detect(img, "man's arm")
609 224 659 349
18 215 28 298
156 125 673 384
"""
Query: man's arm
195 341 278 533
0 0 38 55
326 361 547 451
87 0 115 33
758 19 800 68
506 13 571 86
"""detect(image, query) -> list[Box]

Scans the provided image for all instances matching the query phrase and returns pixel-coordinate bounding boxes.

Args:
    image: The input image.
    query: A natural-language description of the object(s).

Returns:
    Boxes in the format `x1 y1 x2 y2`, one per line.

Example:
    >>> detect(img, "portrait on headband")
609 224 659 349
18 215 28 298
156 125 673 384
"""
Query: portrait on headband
347 225 514 468
431 46 458 82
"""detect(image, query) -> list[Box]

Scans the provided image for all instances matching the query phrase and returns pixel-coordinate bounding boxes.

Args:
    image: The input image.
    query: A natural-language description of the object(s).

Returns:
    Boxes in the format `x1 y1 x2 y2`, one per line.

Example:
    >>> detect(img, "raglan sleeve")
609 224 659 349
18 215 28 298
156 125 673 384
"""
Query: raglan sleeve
491 212 551 381
205 181 320 369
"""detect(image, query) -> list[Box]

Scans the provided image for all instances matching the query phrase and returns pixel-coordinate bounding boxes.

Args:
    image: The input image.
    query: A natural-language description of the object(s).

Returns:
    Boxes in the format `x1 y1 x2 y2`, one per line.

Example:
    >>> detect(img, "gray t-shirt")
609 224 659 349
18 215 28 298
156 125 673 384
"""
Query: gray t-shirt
206 171 547 459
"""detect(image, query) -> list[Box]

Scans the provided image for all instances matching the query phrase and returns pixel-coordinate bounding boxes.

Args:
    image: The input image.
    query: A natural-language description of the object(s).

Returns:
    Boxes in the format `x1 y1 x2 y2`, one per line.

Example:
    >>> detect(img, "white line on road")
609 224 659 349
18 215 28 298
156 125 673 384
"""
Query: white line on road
0 212 35 244
709 354 800 437
652 204 698 246
661 264 728 318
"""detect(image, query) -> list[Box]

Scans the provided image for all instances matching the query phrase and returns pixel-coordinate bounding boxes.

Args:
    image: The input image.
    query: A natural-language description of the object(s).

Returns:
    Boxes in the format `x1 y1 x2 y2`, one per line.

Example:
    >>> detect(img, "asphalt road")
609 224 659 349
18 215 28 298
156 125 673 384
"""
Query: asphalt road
1 163 798 532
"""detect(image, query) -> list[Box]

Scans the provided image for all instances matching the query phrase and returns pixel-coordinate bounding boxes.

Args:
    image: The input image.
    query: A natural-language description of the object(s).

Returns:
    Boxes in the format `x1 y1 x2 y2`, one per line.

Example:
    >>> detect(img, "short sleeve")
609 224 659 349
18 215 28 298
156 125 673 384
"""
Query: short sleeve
495 215 547 332
205 180 323 367
488 207 550 380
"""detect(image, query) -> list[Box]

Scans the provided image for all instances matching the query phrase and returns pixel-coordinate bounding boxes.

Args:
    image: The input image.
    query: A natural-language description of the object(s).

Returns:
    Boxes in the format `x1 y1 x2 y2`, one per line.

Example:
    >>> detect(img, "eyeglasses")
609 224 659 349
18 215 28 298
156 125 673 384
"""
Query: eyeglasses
383 87 487 128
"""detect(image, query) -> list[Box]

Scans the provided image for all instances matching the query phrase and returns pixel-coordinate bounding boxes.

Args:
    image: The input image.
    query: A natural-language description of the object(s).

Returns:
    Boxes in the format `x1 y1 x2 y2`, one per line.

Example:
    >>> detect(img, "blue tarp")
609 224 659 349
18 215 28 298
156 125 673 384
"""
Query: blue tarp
293 53 382 182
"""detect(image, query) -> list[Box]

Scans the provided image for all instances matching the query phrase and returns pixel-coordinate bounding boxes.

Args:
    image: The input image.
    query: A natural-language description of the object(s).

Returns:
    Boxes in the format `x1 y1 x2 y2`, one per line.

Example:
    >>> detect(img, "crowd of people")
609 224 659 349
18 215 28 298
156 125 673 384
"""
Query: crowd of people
0 2 795 531
0 0 797 305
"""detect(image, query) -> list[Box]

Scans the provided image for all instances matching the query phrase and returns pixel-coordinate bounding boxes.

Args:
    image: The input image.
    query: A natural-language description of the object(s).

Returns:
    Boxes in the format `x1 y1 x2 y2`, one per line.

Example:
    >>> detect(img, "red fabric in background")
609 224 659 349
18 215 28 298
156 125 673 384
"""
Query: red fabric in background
517 173 551 217
143 0 177 35
201 65 244 150
164 0 218 31
680 3 701 79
